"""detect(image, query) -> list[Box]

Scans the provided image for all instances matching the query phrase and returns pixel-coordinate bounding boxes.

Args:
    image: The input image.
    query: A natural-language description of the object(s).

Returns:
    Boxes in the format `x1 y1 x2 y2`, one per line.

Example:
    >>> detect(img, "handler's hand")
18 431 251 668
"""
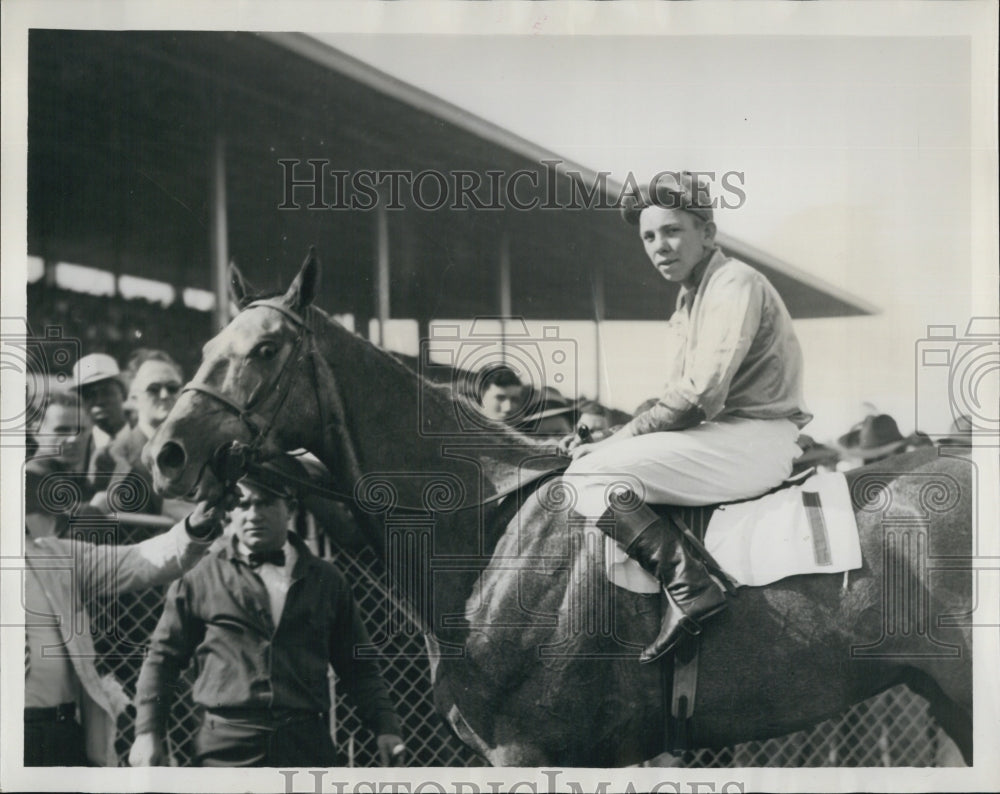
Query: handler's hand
377 733 406 766
185 498 228 541
129 731 167 766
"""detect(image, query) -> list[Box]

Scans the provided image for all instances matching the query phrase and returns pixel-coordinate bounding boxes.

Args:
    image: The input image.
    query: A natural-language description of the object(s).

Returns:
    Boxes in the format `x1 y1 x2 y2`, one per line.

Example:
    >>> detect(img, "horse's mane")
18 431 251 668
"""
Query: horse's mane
239 287 554 454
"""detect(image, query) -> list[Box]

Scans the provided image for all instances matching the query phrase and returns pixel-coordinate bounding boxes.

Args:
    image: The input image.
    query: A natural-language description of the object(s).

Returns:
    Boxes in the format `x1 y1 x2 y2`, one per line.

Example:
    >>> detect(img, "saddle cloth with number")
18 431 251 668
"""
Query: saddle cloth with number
606 470 862 591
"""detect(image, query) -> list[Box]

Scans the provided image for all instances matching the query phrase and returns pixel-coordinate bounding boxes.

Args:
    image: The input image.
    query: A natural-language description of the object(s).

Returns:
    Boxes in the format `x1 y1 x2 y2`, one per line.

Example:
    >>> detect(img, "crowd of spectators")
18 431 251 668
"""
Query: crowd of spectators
22 282 404 768
27 282 211 382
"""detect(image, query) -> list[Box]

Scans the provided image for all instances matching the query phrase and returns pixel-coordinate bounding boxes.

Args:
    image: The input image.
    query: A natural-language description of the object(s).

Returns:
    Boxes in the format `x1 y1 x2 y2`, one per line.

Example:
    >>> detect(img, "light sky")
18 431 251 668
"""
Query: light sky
317 30 994 442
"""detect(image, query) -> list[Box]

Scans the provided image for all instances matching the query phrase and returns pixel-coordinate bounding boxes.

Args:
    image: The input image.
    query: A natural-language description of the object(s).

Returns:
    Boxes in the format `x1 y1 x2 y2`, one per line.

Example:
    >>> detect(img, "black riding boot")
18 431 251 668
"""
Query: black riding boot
598 494 727 663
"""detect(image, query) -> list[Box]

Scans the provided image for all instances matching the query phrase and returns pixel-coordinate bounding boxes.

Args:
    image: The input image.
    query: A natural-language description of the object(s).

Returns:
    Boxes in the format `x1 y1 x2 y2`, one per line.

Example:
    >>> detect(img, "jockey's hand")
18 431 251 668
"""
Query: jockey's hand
569 440 600 460
568 429 625 460
558 433 581 453
560 424 611 453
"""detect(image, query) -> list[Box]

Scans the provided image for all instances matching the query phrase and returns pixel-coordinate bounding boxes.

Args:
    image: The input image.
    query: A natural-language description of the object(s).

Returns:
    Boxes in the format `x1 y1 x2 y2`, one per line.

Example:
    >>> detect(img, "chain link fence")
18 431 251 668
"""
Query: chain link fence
82 518 955 768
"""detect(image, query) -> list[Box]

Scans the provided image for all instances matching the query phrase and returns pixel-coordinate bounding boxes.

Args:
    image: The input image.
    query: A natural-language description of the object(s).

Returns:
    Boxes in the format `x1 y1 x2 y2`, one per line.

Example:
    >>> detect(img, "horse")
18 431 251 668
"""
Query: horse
146 253 973 767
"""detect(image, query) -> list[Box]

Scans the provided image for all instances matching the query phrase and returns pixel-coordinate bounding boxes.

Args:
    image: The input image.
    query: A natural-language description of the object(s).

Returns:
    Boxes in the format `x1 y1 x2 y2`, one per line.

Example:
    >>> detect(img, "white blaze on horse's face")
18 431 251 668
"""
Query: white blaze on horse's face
147 250 320 500
144 308 298 500
199 308 294 411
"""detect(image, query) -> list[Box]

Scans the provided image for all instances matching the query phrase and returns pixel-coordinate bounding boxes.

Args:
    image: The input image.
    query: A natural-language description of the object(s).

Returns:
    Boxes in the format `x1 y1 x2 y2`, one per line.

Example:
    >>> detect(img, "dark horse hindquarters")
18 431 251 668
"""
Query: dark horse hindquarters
428 448 973 766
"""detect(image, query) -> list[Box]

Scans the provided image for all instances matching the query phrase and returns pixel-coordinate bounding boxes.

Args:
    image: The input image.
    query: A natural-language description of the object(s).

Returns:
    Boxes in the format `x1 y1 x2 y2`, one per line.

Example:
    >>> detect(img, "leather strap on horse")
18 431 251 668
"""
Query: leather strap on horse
666 511 739 596
213 440 570 517
665 635 701 754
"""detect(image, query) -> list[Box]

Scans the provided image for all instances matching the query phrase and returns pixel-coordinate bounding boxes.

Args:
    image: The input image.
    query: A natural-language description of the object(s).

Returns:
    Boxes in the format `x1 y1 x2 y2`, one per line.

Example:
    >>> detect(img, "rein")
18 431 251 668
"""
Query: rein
181 299 318 465
184 298 568 514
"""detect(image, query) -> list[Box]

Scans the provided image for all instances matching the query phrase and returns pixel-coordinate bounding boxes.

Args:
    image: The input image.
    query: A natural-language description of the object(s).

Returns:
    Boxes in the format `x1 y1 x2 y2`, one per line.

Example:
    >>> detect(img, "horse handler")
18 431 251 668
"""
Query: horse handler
562 171 812 663
129 455 404 767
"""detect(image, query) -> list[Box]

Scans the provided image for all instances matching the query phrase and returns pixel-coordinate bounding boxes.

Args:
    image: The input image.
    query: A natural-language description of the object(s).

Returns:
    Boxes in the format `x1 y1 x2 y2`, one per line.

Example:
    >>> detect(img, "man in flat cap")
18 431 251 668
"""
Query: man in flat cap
130 454 404 768
564 171 812 663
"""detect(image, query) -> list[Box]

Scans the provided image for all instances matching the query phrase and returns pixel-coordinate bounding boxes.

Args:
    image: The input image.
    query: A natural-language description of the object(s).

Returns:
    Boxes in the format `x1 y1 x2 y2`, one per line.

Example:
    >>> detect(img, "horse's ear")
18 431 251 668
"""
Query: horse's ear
284 247 320 312
229 262 249 306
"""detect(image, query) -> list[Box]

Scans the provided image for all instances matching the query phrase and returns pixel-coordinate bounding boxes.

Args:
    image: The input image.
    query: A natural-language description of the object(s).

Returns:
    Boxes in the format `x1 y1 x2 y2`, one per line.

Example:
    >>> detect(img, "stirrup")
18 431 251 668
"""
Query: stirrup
639 599 727 664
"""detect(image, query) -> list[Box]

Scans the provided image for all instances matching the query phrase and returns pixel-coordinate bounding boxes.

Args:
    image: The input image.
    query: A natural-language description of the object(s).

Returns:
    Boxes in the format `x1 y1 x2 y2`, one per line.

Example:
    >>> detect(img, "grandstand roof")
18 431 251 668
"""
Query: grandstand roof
27 30 875 323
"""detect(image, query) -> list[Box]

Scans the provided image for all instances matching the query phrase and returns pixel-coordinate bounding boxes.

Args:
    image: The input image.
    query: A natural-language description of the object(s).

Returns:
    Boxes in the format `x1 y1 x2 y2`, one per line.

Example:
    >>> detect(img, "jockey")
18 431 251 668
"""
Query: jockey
564 171 812 663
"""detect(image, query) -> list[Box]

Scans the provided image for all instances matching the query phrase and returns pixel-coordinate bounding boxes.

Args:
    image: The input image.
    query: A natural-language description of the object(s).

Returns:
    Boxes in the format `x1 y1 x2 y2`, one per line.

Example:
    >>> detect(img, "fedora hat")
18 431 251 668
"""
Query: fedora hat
839 414 907 461
71 353 124 391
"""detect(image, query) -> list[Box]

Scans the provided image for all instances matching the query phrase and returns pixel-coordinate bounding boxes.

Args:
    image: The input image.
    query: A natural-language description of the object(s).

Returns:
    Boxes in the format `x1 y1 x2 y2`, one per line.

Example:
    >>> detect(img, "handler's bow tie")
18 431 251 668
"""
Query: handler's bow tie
247 549 286 568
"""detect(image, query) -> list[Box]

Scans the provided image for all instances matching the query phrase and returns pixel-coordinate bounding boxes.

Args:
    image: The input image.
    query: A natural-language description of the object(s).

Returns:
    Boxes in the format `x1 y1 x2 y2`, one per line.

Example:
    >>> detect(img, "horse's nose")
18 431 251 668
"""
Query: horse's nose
155 441 188 481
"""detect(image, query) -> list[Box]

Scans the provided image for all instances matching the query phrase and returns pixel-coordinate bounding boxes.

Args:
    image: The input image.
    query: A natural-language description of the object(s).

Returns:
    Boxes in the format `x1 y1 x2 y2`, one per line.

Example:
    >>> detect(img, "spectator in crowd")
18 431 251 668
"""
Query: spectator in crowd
563 172 811 663
24 492 224 766
130 455 404 768
474 364 523 424
96 350 186 518
25 392 91 515
835 413 912 469
71 353 130 492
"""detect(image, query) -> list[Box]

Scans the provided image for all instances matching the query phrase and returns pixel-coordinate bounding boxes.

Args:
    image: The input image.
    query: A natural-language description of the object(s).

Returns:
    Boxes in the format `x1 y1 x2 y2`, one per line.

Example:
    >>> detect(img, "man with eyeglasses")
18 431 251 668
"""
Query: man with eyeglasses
130 455 404 768
97 351 186 518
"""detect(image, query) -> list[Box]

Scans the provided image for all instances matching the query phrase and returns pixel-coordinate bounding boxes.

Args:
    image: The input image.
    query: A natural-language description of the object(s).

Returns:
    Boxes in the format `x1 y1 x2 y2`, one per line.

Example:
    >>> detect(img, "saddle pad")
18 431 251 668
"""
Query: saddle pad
605 471 861 591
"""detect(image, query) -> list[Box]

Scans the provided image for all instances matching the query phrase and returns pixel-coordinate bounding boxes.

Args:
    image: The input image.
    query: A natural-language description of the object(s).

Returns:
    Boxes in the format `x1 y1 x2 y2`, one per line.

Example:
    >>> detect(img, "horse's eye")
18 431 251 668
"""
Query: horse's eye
253 342 278 361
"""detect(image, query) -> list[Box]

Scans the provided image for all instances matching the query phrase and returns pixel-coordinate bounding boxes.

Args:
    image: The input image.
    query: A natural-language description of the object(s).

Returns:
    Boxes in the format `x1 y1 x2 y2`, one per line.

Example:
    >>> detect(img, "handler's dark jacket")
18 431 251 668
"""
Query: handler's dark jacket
134 532 401 738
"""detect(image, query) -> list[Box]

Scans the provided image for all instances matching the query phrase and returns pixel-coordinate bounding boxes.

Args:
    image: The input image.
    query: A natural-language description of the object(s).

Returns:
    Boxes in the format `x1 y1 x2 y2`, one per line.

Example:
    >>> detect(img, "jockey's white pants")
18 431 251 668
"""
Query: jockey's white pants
564 416 802 517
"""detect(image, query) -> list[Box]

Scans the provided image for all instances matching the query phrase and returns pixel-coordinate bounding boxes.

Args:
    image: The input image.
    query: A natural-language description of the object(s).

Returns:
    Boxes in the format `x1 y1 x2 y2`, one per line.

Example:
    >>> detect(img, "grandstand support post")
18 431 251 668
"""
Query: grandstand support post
499 229 512 365
591 262 606 403
374 194 390 348
43 258 57 288
210 135 230 332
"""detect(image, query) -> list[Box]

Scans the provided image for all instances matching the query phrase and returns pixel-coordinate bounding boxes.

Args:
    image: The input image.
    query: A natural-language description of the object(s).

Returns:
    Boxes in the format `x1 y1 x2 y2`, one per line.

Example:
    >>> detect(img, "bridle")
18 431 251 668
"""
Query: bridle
177 297 567 513
180 298 322 484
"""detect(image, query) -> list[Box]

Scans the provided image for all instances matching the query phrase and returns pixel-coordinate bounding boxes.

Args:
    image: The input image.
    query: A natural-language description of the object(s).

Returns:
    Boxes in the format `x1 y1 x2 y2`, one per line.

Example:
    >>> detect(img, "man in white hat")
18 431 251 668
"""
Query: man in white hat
70 353 130 490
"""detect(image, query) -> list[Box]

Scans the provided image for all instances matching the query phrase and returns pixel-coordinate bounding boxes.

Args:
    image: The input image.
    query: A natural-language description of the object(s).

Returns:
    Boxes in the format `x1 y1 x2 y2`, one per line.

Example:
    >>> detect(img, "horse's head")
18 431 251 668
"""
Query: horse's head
146 250 321 501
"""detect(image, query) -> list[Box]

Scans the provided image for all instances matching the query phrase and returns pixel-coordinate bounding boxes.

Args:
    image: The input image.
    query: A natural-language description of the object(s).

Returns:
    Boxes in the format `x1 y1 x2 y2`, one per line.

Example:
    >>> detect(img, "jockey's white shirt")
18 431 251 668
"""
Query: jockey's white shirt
567 249 809 514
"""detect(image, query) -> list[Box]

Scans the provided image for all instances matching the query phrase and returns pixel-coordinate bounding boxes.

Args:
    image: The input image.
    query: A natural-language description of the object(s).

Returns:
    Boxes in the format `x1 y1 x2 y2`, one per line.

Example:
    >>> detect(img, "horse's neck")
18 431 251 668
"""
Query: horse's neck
308 314 553 516
306 317 565 642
